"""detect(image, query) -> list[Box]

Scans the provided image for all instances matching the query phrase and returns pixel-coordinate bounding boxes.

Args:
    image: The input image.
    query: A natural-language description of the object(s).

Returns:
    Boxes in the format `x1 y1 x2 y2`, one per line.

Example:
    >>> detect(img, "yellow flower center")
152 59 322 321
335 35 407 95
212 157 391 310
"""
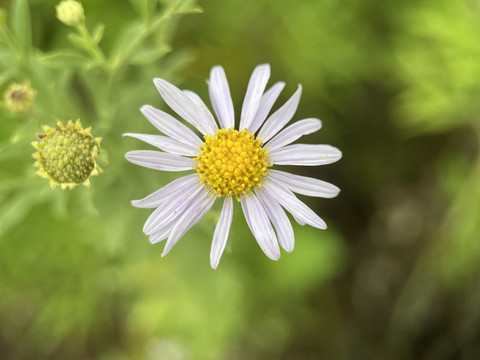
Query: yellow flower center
194 129 271 198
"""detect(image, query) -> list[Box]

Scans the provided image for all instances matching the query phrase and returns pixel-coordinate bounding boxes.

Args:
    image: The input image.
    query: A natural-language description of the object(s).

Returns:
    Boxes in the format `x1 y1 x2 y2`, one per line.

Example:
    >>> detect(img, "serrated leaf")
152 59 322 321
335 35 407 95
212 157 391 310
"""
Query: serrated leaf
128 44 171 65
10 0 31 53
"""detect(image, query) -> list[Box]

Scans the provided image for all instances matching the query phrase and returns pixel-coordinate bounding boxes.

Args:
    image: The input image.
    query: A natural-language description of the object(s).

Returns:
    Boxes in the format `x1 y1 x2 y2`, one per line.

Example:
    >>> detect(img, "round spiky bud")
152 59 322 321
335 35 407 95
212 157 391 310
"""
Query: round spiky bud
32 120 103 190
56 0 84 26
3 82 36 113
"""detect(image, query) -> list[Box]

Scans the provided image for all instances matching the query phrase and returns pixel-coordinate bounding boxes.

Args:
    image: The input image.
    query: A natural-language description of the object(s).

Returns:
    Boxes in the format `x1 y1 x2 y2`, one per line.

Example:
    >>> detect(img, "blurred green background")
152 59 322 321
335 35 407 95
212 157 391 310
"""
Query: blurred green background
1 0 480 359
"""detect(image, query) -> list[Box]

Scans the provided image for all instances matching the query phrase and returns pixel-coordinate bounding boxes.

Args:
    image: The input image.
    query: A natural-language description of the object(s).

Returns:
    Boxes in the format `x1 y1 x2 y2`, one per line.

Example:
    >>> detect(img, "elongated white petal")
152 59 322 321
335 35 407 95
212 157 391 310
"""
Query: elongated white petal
258 85 302 143
265 118 322 150
292 214 306 226
210 196 233 269
143 181 204 235
248 82 286 134
149 221 176 244
269 144 342 166
154 78 217 136
131 174 199 208
208 66 235 129
269 170 340 198
125 150 195 171
123 133 200 156
241 194 280 260
263 180 327 229
240 64 270 131
257 190 294 252
140 105 202 147
183 90 219 132
162 190 217 256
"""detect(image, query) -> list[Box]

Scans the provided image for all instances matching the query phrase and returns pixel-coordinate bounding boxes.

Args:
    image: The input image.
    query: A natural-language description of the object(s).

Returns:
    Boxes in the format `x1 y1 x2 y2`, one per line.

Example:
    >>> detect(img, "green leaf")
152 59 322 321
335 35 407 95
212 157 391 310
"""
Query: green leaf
109 21 145 65
0 72 12 87
68 32 88 51
0 8 7 27
0 186 47 235
92 24 105 45
128 43 171 65
36 50 92 69
10 0 32 53
174 1 203 15
128 0 148 19
0 48 17 68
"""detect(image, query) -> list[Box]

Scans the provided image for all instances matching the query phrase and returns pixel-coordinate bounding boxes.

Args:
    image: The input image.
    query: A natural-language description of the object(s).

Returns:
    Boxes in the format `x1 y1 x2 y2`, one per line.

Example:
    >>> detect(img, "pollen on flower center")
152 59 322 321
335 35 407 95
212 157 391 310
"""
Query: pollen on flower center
194 128 271 198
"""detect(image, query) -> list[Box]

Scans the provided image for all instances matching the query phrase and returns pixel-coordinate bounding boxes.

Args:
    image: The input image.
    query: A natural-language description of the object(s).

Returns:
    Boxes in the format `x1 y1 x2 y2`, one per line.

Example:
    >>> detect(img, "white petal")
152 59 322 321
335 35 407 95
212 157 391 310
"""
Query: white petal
248 82 285 134
125 150 195 171
123 133 200 156
149 221 176 244
265 118 322 151
162 190 217 256
241 193 280 260
239 64 271 131
183 90 219 132
269 144 342 166
257 190 295 252
140 105 202 147
208 66 235 129
154 78 217 136
263 180 327 229
131 174 199 208
292 215 306 226
257 85 302 143
143 181 204 235
269 170 340 198
210 196 233 269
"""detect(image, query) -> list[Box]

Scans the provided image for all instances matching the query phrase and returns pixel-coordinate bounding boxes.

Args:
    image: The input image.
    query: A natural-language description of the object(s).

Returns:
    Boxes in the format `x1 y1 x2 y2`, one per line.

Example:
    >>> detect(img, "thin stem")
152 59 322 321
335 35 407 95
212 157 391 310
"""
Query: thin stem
76 22 107 65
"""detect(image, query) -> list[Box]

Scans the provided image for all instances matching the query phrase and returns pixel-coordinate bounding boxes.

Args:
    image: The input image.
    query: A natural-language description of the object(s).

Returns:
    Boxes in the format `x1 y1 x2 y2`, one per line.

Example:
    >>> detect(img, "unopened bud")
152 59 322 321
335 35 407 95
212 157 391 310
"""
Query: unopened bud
3 82 36 113
32 120 103 190
56 0 84 26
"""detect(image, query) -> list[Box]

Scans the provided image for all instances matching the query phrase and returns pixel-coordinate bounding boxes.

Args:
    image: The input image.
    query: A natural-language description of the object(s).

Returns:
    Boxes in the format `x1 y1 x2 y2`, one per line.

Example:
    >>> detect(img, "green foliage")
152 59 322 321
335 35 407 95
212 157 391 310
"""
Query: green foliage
394 0 480 134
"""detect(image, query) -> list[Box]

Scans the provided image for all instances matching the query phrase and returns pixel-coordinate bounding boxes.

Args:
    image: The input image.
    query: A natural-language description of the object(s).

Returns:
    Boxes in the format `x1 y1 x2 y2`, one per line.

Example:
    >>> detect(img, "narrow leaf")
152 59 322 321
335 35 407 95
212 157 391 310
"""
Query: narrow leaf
10 0 31 53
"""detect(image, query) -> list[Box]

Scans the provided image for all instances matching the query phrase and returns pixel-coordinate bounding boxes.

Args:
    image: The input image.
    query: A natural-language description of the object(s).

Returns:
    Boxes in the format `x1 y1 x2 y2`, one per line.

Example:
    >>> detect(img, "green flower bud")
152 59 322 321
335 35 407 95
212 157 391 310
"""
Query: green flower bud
32 120 102 190
56 0 84 26
3 82 36 113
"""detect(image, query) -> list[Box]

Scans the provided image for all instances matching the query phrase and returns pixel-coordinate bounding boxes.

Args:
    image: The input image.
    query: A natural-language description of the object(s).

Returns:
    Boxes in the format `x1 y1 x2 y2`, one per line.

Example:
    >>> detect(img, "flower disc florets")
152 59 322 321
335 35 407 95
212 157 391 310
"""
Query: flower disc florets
32 120 102 189
3 82 36 113
194 128 271 199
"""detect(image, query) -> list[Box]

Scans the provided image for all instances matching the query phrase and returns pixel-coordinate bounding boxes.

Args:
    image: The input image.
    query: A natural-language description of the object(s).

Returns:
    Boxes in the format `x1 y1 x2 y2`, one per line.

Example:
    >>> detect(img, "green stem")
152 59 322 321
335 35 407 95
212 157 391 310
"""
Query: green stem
76 22 107 65
111 0 182 74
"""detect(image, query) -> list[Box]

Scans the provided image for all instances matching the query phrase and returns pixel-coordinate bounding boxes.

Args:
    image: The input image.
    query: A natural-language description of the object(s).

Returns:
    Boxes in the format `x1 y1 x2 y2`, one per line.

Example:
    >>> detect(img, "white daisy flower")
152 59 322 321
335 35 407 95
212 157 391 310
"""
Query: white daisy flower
125 64 342 269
